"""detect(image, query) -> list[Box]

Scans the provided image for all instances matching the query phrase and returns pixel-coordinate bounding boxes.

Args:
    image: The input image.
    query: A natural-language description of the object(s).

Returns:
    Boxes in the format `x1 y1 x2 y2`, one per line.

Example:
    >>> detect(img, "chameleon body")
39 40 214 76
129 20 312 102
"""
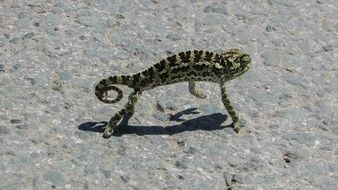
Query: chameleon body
95 49 251 138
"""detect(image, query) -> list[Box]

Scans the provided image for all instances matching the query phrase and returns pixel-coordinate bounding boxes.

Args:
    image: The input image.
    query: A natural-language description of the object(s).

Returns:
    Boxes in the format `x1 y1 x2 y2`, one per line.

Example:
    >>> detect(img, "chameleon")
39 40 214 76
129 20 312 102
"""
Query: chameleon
95 49 251 138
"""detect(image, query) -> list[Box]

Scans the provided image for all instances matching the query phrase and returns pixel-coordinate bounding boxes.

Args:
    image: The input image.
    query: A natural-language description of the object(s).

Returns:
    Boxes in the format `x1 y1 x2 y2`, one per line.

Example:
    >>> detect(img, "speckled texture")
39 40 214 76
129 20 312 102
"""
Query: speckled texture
0 0 337 189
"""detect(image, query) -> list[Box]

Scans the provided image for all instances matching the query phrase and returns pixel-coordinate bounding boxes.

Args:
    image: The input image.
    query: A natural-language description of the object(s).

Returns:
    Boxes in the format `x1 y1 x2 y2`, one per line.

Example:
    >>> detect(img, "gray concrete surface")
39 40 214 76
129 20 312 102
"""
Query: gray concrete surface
0 0 337 189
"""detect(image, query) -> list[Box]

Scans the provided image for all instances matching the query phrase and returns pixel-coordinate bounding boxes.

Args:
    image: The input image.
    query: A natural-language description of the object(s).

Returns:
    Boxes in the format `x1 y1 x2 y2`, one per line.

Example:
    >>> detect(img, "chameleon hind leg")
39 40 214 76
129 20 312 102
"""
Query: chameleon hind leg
188 81 207 99
103 90 142 138
219 78 242 133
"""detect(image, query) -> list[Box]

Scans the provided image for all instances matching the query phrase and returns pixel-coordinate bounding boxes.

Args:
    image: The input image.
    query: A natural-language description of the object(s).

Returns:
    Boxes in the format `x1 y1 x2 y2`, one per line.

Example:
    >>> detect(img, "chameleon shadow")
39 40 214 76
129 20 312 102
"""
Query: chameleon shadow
78 112 232 136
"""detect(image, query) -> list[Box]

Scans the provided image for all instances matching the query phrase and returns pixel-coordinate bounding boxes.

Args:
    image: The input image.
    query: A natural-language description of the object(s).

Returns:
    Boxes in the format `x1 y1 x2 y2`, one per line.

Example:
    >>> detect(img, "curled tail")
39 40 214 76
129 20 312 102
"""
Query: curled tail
95 75 132 104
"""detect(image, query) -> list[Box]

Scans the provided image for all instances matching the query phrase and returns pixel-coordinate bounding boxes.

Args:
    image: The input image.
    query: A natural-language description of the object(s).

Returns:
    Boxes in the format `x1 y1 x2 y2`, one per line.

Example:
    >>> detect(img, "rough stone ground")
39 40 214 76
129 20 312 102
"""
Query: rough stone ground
0 0 337 189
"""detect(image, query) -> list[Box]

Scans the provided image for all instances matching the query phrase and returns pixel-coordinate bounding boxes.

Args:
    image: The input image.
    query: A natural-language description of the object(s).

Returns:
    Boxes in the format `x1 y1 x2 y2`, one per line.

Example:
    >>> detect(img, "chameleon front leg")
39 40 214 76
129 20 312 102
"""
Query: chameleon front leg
188 81 207 99
219 78 242 133
103 90 142 138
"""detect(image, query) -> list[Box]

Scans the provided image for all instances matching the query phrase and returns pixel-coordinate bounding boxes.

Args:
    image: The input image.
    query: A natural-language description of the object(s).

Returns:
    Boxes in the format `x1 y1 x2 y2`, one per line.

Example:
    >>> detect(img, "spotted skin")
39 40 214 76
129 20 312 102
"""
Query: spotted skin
95 49 251 138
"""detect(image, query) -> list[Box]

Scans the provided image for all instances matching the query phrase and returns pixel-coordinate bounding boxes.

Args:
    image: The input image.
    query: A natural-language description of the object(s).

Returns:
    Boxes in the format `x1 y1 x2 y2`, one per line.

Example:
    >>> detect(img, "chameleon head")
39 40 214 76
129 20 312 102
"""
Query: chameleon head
221 49 251 77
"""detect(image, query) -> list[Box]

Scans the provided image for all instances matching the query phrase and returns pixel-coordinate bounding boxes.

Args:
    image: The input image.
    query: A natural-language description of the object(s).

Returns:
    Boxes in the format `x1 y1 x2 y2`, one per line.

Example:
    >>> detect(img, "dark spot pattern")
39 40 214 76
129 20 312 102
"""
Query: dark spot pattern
204 51 214 62
100 79 107 85
95 85 100 91
193 50 203 62
214 54 221 63
122 75 129 84
132 73 141 86
167 55 177 67
172 66 190 74
147 67 155 78
179 51 191 63
108 76 118 83
154 60 166 72
195 64 205 71
159 73 169 84
142 69 148 76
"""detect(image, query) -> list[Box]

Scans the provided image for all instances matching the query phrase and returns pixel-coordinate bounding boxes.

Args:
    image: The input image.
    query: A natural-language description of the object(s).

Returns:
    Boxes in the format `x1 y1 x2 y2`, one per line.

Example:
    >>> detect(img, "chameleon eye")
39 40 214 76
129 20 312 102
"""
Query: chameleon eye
243 55 251 62
240 55 251 69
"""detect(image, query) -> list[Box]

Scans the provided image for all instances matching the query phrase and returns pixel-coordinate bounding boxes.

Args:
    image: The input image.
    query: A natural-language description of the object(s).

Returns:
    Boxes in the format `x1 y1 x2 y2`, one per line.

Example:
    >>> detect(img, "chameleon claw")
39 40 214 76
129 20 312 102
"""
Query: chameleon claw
234 122 241 133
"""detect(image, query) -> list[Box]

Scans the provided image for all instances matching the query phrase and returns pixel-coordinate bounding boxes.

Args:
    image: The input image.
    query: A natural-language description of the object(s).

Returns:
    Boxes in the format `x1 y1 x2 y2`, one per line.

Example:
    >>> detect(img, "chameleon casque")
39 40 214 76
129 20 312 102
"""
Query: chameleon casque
95 49 251 138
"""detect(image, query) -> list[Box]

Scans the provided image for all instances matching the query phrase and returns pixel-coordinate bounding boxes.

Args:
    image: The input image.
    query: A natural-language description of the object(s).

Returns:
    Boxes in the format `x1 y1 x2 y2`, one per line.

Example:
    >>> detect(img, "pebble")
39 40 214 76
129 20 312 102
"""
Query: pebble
262 50 283 66
226 155 241 167
165 100 178 111
266 25 276 32
155 100 165 112
0 64 5 72
120 175 130 183
223 171 232 186
305 162 329 175
83 49 97 58
312 75 327 85
204 3 228 15
75 17 99 27
166 33 181 41
77 131 90 140
102 170 112 178
199 104 219 114
322 45 333 52
16 124 28 129
21 32 35 40
286 75 307 89
176 138 186 147
183 146 198 154
152 112 169 122
115 144 126 156
331 125 338 135
281 133 316 144
250 93 277 106
10 119 22 124
43 170 65 186
232 174 247 184
58 70 72 81
175 159 188 169
0 125 10 134
9 37 21 44
47 149 56 157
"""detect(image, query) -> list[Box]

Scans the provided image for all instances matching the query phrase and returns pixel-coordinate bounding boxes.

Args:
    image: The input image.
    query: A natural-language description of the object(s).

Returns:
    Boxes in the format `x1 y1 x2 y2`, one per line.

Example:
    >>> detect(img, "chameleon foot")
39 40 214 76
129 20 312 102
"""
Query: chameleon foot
192 89 207 99
102 128 114 138
233 122 241 133
233 117 246 133
188 81 207 99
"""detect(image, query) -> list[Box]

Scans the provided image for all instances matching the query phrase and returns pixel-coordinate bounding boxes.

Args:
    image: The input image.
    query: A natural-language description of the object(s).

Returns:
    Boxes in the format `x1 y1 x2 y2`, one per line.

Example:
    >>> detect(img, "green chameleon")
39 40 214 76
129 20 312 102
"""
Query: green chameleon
95 49 251 138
